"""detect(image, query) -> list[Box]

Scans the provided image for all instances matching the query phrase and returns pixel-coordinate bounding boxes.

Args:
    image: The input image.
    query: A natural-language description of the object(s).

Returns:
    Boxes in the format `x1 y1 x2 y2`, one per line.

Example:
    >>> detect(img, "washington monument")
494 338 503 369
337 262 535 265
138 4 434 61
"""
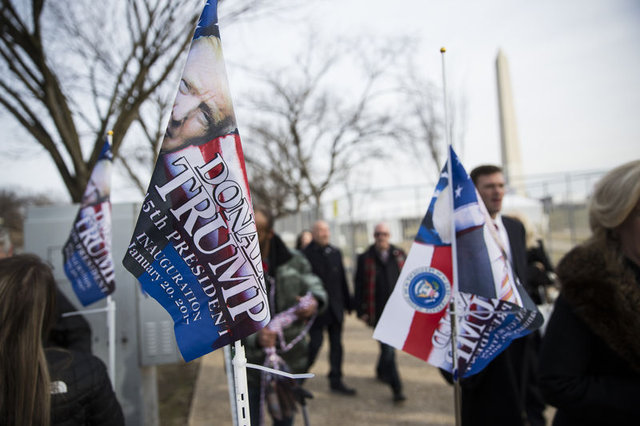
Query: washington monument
496 49 526 196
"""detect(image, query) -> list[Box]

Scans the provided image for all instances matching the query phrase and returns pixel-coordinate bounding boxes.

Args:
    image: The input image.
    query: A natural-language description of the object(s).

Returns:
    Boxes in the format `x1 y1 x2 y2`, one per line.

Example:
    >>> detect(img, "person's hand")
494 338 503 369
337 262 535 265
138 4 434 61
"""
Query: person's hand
258 327 277 348
295 296 318 319
359 313 369 323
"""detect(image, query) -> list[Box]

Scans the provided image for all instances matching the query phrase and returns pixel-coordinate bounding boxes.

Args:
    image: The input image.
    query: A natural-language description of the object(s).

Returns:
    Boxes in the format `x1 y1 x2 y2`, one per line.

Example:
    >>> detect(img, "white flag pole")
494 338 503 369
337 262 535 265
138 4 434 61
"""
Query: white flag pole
106 295 116 386
232 340 251 426
224 345 239 425
106 130 116 387
441 47 462 426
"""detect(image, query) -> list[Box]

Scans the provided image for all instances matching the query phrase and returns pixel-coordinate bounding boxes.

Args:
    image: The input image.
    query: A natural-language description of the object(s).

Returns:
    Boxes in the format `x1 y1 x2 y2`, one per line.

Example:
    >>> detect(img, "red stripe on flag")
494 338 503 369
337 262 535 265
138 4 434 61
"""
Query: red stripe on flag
402 246 453 360
432 245 453 283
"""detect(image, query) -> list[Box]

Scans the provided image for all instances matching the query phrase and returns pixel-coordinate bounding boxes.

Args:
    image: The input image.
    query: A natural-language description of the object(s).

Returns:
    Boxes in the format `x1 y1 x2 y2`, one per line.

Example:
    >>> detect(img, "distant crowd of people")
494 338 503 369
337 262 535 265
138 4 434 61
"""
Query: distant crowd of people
246 160 639 426
2 160 638 426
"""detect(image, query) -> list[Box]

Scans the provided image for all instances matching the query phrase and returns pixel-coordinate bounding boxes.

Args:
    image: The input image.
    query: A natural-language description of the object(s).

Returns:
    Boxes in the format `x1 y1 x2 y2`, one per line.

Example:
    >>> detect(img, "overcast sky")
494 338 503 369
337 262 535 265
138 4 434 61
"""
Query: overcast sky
1 0 639 202
226 0 640 175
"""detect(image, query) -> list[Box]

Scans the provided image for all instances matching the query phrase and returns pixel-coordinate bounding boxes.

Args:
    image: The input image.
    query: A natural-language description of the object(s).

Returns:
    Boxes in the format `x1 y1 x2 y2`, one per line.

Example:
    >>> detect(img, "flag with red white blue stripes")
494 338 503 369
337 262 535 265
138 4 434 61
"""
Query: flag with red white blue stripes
373 146 542 378
63 138 115 306
122 0 269 362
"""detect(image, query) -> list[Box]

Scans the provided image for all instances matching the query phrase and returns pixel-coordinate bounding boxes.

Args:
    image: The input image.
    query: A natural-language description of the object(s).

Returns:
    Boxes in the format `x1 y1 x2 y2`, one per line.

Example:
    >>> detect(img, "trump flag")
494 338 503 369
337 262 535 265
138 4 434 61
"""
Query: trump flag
63 138 115 306
122 0 269 362
373 147 542 378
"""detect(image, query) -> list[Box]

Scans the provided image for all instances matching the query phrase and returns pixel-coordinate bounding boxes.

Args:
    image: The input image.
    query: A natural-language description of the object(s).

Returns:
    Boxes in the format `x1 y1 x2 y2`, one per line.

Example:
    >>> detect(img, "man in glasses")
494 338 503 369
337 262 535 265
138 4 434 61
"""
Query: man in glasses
354 222 407 402
457 164 545 426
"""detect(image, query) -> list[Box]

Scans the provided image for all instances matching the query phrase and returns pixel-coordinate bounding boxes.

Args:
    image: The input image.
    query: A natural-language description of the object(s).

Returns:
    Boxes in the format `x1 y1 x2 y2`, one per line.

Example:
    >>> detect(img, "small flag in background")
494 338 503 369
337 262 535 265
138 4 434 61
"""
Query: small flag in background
63 138 115 306
122 0 269 362
374 147 542 378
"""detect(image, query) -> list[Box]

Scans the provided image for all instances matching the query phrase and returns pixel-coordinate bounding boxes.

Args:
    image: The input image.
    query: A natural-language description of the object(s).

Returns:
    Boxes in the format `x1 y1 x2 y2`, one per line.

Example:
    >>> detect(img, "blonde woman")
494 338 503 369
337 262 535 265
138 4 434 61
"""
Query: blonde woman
0 254 123 426
539 160 640 425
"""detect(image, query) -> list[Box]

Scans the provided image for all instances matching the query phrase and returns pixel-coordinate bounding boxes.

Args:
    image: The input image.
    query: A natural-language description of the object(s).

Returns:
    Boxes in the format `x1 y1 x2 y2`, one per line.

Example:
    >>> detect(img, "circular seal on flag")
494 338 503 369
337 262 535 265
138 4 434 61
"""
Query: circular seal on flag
402 267 451 314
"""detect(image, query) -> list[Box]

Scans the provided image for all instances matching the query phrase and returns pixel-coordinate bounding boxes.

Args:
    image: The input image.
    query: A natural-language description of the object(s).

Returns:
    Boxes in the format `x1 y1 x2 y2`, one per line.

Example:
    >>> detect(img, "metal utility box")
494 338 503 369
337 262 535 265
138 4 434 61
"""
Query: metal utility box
25 203 183 425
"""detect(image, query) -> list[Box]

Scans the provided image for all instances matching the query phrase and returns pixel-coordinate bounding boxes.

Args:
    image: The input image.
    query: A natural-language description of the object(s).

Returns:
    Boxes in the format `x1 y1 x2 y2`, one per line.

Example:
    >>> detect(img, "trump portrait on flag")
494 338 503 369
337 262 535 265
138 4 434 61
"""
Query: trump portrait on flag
122 0 269 362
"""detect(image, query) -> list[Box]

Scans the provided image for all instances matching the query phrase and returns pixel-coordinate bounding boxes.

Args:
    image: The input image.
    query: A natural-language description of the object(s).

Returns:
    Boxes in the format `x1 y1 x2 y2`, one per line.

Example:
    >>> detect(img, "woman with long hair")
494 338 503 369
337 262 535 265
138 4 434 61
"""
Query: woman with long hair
0 254 123 426
538 160 640 425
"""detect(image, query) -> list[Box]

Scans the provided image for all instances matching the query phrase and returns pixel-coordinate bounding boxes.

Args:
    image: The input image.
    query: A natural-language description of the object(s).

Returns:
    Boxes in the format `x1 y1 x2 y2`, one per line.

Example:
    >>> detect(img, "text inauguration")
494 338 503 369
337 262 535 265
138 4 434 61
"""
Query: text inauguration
129 148 268 337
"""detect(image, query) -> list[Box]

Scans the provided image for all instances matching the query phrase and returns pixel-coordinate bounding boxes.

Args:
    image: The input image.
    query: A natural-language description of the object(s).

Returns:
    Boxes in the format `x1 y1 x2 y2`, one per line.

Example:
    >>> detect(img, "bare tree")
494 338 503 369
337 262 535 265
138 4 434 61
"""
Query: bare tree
0 188 53 251
118 90 174 193
396 58 468 179
0 0 285 201
0 0 202 201
113 0 301 195
242 37 405 218
399 71 444 175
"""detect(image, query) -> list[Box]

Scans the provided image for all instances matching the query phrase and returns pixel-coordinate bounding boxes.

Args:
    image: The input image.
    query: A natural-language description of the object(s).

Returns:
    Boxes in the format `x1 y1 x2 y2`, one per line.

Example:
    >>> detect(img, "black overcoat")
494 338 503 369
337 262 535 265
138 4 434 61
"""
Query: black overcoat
539 244 640 425
303 241 351 325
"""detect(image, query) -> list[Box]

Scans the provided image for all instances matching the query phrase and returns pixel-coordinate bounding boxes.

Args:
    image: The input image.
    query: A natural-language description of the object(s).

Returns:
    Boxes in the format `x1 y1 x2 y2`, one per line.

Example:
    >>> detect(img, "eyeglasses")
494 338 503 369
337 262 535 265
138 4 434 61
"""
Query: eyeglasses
374 232 389 237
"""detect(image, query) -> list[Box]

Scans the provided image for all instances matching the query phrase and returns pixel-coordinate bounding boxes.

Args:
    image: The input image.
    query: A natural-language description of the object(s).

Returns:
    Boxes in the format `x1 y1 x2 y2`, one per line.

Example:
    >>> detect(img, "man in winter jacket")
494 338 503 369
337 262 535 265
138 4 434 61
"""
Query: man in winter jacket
354 222 407 402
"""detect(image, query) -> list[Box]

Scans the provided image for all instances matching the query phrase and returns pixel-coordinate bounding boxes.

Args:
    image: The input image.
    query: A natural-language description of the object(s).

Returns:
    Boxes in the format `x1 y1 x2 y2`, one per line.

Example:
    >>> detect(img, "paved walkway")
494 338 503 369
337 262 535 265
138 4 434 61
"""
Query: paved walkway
188 315 456 426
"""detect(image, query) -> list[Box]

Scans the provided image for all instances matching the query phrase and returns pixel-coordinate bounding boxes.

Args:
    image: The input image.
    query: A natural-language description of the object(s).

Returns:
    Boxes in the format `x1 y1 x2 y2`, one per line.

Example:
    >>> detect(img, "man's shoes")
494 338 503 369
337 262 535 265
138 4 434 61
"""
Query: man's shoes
330 382 357 396
393 391 407 403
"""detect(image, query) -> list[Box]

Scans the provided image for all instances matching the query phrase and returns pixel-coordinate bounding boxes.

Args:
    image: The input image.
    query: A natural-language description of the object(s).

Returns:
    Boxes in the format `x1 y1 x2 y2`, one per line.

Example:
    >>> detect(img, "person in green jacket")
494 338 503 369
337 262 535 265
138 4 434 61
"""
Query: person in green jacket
244 206 327 426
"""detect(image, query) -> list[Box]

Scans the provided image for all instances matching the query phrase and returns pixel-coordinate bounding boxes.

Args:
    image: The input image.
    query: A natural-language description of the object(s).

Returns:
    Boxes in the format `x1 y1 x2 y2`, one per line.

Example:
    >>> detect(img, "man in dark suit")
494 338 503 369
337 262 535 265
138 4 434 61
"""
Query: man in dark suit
470 165 537 301
455 165 546 426
303 220 356 395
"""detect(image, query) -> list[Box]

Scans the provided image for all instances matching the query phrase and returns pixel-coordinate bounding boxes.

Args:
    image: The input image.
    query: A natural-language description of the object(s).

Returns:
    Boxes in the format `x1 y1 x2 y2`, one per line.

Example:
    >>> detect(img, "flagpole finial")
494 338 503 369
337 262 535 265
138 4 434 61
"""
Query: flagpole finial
440 47 446 53
107 130 113 136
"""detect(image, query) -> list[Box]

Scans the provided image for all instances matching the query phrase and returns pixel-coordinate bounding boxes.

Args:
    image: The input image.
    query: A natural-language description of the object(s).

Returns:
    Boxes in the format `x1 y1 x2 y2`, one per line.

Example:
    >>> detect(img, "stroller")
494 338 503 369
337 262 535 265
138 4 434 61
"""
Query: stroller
260 292 317 426
262 348 314 426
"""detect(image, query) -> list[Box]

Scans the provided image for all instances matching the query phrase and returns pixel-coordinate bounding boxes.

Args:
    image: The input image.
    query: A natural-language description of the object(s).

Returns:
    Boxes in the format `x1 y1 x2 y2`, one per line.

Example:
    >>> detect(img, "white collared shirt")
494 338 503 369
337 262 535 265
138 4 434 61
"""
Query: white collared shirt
493 214 512 262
